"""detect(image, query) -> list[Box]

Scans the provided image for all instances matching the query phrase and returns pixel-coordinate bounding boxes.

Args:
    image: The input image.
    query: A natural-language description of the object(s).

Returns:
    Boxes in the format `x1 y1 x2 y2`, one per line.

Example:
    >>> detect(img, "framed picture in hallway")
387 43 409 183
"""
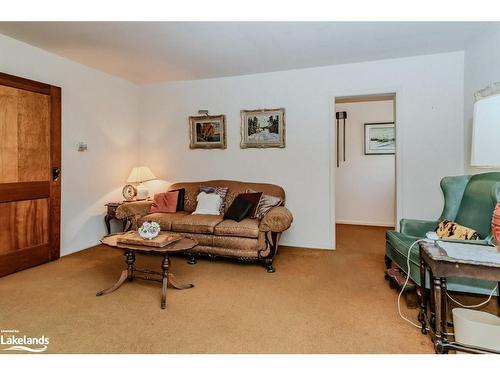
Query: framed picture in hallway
364 122 395 155
189 114 227 149
240 108 286 148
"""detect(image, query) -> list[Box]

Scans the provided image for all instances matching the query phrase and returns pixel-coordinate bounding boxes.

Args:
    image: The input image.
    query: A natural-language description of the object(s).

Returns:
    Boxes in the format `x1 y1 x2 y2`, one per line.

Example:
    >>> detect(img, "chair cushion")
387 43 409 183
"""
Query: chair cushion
214 218 260 238
385 230 421 266
171 214 224 234
140 211 190 231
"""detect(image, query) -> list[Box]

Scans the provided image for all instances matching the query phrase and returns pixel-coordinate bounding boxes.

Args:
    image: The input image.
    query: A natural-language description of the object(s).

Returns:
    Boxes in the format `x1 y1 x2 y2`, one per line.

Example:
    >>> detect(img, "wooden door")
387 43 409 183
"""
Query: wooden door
0 72 61 277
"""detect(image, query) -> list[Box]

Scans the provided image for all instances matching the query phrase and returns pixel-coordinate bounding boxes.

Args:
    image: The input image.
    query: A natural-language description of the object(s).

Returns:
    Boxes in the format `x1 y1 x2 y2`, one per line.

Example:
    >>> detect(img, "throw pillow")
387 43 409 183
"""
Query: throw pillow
150 191 179 214
436 220 480 240
168 188 185 211
224 196 253 222
192 192 222 215
246 189 283 219
236 192 263 218
200 186 229 214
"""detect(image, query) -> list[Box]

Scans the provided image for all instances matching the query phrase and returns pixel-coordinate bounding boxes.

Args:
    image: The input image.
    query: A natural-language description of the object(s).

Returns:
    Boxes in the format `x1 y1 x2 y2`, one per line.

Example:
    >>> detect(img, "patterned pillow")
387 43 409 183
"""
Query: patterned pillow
246 189 283 220
436 220 480 240
200 186 229 214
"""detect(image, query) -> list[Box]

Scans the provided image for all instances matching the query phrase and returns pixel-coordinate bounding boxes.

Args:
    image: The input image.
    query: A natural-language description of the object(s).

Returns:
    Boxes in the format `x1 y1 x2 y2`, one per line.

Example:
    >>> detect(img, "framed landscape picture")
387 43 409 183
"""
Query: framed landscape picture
364 122 395 155
189 114 226 149
240 108 285 148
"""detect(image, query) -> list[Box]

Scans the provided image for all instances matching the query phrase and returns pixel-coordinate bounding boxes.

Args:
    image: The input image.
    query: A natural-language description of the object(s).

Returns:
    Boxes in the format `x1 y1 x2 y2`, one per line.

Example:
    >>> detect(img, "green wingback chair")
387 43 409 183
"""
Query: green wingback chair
385 172 500 295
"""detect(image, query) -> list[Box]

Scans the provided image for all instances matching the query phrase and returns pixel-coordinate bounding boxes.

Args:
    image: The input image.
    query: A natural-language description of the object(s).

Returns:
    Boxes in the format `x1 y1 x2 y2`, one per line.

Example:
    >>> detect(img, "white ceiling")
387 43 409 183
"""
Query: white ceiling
0 22 494 84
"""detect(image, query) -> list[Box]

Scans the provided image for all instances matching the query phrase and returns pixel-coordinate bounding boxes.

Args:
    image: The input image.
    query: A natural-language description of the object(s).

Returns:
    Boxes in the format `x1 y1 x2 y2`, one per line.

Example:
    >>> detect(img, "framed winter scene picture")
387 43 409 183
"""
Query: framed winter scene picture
240 108 285 148
364 122 395 155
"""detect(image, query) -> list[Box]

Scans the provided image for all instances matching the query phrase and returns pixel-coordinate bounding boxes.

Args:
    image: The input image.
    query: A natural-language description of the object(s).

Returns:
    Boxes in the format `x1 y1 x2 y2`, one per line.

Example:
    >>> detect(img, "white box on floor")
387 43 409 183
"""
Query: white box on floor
452 308 500 351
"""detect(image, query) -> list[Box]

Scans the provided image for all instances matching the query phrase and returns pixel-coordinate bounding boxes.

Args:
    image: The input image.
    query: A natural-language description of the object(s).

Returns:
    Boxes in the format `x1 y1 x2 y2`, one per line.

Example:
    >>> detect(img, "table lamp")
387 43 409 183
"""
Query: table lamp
127 166 157 200
471 82 500 251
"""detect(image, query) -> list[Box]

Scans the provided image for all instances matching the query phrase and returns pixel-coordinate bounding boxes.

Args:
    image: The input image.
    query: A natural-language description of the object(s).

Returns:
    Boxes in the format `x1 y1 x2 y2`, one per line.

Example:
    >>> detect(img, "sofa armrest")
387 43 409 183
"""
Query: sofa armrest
259 206 293 233
400 218 438 237
116 201 153 220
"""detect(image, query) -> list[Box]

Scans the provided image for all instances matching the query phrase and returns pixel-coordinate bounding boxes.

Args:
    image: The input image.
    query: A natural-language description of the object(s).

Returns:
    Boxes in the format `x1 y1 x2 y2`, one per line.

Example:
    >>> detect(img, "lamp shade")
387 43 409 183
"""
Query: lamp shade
471 94 500 167
127 166 156 183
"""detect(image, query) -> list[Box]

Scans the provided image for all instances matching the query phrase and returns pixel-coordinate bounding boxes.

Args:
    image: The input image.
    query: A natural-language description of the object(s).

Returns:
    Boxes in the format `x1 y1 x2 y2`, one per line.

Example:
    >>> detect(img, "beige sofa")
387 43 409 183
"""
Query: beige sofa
115 180 293 272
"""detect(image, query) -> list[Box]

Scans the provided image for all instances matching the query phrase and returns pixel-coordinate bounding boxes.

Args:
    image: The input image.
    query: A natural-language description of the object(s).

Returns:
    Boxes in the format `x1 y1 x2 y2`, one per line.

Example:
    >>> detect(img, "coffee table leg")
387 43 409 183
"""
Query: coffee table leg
96 270 128 296
126 250 136 281
168 273 194 289
161 254 169 309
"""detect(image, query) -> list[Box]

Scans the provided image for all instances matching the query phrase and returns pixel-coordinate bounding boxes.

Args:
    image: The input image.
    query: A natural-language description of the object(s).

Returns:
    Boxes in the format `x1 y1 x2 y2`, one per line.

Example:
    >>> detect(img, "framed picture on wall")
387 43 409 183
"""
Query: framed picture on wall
364 122 395 155
240 108 285 148
189 114 227 149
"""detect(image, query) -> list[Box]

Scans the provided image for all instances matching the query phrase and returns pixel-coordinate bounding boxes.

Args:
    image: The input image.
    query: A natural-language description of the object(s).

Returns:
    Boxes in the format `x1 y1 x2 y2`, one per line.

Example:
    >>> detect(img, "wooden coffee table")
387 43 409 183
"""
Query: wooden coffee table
97 232 197 309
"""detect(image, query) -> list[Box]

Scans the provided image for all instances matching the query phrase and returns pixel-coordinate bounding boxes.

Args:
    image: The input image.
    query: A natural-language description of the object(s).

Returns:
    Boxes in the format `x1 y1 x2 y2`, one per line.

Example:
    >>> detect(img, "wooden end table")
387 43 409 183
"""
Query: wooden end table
97 232 197 309
419 241 500 354
104 202 133 235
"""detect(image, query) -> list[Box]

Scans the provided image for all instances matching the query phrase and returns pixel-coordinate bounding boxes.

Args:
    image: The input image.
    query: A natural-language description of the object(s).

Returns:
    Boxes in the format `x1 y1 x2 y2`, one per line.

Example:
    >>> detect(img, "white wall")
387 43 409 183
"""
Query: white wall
335 100 395 227
139 52 465 249
0 34 140 256
464 24 500 174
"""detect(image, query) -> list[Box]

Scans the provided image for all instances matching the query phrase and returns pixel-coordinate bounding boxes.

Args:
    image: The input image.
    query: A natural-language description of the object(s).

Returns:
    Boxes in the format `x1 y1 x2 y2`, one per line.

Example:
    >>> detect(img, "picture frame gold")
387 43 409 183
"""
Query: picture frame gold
240 108 286 149
189 114 227 149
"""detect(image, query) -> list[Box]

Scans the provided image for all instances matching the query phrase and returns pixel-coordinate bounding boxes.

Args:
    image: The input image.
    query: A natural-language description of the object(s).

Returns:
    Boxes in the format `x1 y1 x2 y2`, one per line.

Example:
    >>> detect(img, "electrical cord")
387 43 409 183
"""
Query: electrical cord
447 285 498 308
397 236 498 329
397 239 426 329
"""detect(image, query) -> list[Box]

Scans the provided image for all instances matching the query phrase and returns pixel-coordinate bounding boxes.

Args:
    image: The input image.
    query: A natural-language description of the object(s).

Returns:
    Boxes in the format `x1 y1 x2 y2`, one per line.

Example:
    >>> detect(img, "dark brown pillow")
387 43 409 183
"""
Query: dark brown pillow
236 192 263 219
246 189 283 219
224 196 253 222
168 188 185 211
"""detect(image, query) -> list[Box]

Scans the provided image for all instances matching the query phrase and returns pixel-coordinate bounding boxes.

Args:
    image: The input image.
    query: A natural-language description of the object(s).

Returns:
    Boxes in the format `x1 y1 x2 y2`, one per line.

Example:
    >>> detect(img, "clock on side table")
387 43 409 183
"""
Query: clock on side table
104 202 133 235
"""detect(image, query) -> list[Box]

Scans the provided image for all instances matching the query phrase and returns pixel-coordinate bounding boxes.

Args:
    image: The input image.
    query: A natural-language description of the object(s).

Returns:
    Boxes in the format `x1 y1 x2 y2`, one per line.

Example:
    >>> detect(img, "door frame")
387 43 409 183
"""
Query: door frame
329 87 402 249
0 72 61 274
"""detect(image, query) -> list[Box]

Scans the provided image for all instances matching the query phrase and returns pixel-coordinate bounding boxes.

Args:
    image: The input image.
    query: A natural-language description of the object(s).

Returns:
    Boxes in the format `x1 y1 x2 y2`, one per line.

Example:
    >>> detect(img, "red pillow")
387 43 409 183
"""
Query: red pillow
150 191 179 213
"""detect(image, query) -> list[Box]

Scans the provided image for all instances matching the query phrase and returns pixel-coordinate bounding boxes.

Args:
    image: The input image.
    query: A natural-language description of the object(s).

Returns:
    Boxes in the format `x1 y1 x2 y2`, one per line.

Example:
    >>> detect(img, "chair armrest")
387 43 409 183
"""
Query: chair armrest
400 218 438 237
116 201 153 220
259 207 293 233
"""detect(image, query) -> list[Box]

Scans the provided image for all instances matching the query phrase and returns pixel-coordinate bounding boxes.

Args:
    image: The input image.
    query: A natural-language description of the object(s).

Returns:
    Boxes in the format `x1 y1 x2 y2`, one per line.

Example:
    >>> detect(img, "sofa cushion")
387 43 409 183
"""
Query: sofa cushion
214 218 260 238
171 214 224 234
140 211 190 231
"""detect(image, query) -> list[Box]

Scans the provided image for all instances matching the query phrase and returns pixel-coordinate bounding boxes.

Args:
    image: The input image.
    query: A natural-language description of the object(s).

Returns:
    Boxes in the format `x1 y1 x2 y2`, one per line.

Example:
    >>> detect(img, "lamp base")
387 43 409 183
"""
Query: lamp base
136 183 149 200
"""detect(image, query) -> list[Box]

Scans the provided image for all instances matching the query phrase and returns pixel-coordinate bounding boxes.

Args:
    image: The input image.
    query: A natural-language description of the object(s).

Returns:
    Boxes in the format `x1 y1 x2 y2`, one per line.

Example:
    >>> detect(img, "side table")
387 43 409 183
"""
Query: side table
419 241 500 354
104 202 133 235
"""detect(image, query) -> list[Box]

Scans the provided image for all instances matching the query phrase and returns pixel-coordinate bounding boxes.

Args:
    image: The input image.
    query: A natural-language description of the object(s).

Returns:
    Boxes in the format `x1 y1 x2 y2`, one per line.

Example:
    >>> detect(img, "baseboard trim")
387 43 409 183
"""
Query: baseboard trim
335 219 394 227
279 240 334 250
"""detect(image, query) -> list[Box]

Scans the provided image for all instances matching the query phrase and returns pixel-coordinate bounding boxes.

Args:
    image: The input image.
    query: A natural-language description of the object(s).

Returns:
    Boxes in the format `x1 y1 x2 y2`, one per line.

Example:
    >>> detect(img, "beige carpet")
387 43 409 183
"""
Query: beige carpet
1 225 496 353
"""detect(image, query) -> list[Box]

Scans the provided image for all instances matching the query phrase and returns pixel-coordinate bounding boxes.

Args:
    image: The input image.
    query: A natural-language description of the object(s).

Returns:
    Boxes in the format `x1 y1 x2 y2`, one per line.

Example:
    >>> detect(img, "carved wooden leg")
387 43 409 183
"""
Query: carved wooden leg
384 255 392 269
126 250 135 281
161 255 169 309
187 255 197 265
433 277 445 354
168 273 194 289
104 214 112 235
265 259 275 273
122 218 132 232
418 258 427 335
440 277 449 353
497 282 500 310
96 270 128 296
